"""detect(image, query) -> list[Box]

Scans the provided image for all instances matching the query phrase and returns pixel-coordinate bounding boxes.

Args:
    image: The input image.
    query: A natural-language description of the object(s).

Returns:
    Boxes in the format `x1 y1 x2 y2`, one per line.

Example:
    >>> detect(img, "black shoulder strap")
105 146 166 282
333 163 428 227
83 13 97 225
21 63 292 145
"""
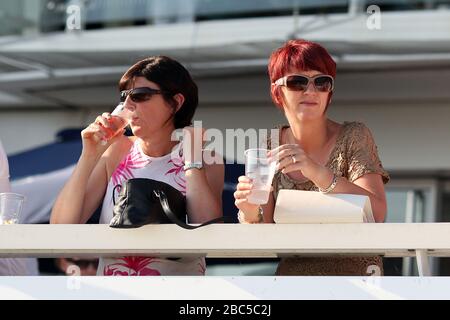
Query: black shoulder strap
112 184 122 206
153 190 231 229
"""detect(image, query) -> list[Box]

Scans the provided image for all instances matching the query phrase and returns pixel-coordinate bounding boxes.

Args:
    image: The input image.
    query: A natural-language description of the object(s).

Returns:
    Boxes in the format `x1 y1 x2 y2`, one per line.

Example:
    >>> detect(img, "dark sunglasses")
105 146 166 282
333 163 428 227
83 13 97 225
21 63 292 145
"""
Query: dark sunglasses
120 87 166 103
274 74 334 92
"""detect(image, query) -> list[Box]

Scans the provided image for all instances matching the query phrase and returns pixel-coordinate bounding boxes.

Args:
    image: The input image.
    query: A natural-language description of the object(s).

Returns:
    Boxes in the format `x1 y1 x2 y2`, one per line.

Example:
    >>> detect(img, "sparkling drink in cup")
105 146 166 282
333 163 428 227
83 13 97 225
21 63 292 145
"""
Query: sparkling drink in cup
244 149 276 205
100 103 133 145
0 193 25 225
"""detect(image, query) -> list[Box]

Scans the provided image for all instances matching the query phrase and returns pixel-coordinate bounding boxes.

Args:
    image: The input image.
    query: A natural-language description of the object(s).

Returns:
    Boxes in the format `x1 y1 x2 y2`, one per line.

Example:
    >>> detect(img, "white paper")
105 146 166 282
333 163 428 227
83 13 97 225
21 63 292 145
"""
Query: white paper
274 190 374 224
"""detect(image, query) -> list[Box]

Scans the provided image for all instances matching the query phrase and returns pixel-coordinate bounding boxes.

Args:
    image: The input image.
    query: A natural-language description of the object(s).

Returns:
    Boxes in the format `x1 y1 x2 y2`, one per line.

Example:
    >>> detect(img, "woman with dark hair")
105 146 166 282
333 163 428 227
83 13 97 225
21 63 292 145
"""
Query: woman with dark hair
51 56 224 276
234 40 389 276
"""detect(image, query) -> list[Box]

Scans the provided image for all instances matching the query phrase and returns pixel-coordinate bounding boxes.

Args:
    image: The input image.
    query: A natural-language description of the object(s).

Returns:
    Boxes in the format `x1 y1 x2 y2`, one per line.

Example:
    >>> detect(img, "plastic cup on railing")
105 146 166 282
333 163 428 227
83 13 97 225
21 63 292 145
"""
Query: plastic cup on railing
100 103 132 145
244 148 276 205
0 193 25 225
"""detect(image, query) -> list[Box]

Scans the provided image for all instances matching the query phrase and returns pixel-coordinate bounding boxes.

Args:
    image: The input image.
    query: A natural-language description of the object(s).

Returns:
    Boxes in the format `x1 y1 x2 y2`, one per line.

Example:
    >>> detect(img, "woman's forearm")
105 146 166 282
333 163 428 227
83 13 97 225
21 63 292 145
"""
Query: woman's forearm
185 169 222 223
311 167 386 222
50 153 99 224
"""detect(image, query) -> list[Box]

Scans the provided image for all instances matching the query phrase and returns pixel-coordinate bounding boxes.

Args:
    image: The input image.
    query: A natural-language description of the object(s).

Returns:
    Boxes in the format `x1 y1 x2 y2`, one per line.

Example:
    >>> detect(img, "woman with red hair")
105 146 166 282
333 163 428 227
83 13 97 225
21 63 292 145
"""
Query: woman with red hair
234 39 390 276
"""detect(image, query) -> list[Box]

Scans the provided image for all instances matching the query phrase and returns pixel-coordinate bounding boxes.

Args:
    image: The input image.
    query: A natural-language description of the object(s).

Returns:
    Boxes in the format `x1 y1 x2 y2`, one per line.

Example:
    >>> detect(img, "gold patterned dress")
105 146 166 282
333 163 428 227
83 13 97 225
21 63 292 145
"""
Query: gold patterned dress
269 121 390 276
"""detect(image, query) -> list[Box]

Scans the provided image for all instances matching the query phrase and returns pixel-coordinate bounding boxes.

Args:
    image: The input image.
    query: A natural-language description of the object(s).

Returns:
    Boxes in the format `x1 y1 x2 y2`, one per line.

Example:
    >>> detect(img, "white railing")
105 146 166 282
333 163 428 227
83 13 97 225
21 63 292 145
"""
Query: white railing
1 223 450 276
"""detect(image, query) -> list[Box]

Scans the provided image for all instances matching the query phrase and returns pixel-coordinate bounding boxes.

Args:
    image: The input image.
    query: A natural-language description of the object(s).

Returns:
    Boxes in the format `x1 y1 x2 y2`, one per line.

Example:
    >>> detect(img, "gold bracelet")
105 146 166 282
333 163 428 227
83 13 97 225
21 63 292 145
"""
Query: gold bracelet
318 174 338 194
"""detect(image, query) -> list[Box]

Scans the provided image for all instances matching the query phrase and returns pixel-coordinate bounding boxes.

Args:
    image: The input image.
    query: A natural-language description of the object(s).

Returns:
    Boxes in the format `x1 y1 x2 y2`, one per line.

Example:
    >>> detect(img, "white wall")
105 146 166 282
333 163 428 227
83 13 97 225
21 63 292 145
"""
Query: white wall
0 110 100 155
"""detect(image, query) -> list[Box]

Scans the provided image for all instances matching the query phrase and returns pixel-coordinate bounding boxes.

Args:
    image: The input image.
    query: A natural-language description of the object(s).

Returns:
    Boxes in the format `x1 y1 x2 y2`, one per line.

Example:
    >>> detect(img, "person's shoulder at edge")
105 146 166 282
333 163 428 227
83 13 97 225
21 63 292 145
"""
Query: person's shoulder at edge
0 139 10 192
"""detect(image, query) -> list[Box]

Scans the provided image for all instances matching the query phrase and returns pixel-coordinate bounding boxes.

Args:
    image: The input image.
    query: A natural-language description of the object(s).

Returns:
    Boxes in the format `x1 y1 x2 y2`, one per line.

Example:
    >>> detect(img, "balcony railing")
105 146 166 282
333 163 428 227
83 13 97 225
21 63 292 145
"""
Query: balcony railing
1 223 450 276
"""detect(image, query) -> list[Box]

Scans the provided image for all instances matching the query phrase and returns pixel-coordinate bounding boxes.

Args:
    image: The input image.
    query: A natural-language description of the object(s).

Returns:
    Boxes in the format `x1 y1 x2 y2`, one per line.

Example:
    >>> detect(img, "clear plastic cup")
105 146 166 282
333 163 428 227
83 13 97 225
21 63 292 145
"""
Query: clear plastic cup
0 193 25 225
100 103 132 145
244 148 276 205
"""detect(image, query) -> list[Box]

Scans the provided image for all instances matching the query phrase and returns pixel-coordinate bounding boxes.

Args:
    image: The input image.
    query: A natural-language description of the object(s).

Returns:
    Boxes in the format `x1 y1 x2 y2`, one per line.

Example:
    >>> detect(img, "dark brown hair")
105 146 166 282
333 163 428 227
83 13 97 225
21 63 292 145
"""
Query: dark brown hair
119 56 198 129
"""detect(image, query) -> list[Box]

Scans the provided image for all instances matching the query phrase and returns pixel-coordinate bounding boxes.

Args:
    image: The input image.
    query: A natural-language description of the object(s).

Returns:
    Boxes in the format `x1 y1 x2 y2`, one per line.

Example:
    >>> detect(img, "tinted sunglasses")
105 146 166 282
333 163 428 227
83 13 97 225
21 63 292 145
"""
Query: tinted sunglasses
120 87 166 103
274 74 334 92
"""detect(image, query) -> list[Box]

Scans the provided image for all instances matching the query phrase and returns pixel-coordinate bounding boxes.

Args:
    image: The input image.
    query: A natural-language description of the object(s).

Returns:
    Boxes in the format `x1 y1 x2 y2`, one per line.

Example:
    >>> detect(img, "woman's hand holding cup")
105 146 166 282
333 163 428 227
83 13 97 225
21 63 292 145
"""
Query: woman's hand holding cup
81 103 131 158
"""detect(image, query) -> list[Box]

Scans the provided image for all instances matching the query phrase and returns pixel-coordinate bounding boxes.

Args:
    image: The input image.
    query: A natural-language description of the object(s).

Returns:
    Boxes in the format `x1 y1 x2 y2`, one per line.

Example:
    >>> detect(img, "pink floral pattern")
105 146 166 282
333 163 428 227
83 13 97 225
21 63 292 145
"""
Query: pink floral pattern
165 156 186 194
100 142 204 276
103 256 161 276
111 143 151 186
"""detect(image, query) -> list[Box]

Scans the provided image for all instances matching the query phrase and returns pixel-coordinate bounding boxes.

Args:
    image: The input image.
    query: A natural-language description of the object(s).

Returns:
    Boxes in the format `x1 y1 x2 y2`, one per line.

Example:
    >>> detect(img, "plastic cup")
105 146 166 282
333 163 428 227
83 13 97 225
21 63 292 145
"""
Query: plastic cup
100 103 132 145
0 193 25 224
244 148 276 205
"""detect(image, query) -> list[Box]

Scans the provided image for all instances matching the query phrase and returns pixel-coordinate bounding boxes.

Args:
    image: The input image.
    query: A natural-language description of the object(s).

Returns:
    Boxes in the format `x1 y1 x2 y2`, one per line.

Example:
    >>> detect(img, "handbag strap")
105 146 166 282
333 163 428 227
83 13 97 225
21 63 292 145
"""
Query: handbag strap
153 190 229 229
112 184 122 206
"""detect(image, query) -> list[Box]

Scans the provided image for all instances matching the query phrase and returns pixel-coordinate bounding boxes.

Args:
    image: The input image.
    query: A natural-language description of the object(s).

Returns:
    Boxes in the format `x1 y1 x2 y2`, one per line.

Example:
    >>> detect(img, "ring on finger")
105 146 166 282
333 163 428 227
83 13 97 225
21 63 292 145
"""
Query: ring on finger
291 155 297 164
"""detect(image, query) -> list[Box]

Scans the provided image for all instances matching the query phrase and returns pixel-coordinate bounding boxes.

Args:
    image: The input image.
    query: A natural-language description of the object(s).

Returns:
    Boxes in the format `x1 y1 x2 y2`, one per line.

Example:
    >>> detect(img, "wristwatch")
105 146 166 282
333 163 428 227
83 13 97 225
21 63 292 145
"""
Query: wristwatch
183 161 203 171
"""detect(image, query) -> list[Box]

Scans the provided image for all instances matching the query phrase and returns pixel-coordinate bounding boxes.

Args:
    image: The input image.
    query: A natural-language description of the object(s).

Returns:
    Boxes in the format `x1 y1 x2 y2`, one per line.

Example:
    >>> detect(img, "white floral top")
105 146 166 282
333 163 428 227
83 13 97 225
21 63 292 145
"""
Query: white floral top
97 139 205 276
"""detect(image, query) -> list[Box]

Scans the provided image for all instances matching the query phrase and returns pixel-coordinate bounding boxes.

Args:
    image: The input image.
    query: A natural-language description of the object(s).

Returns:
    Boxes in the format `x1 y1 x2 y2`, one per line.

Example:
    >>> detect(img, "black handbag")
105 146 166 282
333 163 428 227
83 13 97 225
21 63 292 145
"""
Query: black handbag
109 178 225 229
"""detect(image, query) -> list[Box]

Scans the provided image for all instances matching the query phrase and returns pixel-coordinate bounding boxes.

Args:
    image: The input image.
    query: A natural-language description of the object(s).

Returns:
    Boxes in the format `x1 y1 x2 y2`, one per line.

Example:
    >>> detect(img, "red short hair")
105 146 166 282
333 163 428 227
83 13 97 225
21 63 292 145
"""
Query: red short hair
268 39 336 108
